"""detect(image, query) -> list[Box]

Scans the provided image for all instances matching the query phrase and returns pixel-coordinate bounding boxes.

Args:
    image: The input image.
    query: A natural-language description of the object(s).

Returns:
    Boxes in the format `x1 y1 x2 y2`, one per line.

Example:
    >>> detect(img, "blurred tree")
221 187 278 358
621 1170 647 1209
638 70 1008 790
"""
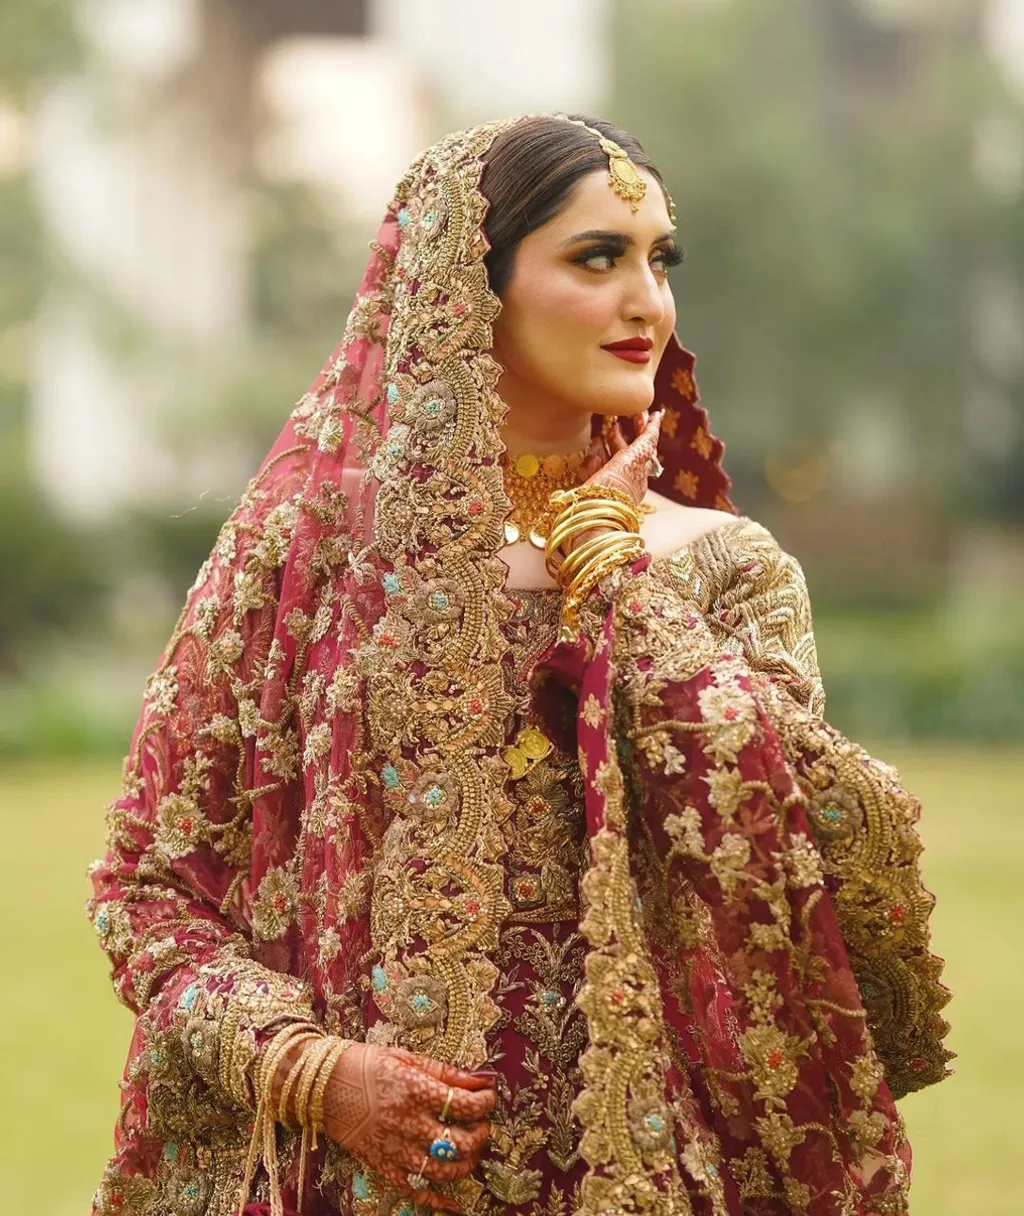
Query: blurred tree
0 0 101 673
611 0 1024 519
0 0 79 104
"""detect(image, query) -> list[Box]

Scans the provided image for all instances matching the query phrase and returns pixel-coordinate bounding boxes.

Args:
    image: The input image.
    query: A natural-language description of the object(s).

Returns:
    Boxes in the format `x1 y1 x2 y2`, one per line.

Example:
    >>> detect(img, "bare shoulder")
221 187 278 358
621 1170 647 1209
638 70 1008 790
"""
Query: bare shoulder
640 493 747 560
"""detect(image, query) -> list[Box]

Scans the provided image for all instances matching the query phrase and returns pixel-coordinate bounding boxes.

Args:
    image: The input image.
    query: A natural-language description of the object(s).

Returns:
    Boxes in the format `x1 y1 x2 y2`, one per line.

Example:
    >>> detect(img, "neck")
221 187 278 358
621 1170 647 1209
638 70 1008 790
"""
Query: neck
497 384 592 459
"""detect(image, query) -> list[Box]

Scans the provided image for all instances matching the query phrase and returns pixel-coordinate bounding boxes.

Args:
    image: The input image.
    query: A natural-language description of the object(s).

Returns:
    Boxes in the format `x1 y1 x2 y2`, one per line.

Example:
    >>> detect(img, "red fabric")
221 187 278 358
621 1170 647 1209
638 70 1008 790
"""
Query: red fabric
531 570 914 1212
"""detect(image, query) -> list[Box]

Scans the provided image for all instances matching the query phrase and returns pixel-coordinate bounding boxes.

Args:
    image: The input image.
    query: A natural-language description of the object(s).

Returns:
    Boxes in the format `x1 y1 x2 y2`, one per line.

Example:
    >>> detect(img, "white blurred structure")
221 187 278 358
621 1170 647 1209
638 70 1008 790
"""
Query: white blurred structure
30 0 611 518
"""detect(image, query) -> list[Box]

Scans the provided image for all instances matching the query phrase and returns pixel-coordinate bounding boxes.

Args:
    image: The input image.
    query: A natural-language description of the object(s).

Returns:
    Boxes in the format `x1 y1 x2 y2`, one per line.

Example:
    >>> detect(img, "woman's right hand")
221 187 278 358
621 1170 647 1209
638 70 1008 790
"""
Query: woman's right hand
322 1042 496 1213
560 408 665 559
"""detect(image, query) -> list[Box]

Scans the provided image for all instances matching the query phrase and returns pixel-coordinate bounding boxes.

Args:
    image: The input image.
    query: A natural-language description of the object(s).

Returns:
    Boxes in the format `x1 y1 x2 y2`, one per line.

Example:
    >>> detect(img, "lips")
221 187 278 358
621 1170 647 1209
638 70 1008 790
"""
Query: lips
602 336 653 364
602 337 654 351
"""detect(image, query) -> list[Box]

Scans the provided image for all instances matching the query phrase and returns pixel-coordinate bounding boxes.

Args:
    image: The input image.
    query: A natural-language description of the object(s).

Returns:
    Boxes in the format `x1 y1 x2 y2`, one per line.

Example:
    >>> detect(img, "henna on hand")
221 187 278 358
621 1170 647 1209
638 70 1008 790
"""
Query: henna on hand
321 1043 496 1214
569 408 664 555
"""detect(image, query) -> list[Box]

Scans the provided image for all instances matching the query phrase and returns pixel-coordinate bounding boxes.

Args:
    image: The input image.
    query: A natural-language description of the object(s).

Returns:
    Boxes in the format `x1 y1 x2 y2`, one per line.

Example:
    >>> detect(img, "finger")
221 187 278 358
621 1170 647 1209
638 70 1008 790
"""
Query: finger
644 408 665 441
608 420 629 454
436 1119 492 1158
412 1055 499 1093
419 1074 497 1122
396 1128 481 1177
628 410 649 442
402 1104 491 1154
578 434 607 481
402 1114 493 1163
381 1158 461 1215
628 413 663 465
388 1131 477 1183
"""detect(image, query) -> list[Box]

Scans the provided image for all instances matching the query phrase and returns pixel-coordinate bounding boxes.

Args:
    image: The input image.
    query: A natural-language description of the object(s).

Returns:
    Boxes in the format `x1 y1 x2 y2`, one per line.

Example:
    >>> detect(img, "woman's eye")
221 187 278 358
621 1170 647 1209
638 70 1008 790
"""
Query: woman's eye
577 246 681 274
581 250 616 271
652 247 683 273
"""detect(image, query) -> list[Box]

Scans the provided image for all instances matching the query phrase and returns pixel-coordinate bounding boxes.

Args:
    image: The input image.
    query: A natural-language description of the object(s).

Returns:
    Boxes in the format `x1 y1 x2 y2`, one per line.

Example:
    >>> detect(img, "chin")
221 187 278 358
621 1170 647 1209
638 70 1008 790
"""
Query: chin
590 383 656 417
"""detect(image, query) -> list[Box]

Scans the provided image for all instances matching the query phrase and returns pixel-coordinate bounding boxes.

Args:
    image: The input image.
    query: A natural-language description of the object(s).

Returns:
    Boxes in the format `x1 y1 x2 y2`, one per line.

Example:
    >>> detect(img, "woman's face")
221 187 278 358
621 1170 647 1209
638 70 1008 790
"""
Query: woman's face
491 167 679 428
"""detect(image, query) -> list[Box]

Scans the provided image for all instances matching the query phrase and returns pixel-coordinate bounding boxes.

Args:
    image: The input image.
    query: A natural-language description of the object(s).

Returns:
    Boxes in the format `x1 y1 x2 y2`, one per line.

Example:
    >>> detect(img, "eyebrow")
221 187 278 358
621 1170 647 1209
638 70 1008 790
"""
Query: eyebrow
558 228 678 249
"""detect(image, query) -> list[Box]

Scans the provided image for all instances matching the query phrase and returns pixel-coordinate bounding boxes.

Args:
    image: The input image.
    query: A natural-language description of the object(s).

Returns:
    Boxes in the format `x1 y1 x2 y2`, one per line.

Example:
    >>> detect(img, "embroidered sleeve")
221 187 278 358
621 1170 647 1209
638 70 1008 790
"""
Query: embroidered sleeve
85 473 320 1163
702 528 954 1100
603 574 917 1209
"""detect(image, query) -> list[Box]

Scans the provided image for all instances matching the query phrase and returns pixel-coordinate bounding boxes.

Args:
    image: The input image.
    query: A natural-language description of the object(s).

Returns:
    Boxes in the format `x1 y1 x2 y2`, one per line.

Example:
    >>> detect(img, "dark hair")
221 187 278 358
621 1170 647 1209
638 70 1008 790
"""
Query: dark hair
481 115 670 297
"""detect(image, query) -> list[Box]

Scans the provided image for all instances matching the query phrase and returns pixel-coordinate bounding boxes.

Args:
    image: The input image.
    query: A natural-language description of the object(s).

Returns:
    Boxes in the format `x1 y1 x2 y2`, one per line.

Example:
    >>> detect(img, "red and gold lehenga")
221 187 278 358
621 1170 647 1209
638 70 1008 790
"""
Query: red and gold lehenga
86 118 951 1216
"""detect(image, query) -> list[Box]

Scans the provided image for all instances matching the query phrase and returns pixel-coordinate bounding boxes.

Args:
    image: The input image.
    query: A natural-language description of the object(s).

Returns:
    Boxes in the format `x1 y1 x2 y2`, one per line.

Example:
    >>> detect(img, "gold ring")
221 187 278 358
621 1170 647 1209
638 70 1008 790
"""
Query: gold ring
439 1085 455 1123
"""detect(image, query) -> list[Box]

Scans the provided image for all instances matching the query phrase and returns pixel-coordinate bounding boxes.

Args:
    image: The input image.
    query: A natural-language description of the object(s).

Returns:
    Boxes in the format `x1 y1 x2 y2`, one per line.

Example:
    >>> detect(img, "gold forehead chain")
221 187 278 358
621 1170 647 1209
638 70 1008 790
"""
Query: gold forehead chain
556 114 676 226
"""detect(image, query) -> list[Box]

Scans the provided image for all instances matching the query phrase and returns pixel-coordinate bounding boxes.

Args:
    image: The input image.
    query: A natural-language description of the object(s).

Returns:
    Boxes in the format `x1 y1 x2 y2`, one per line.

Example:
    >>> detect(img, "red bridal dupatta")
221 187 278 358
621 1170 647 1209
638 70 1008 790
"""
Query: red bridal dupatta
87 117 951 1216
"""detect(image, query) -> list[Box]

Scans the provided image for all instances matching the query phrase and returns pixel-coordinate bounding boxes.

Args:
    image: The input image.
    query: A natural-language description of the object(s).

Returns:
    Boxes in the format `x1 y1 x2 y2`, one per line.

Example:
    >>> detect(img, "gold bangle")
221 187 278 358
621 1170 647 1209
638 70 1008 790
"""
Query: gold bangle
550 529 637 587
309 1039 354 1145
550 483 641 513
548 496 641 535
545 510 638 578
257 1023 319 1111
545 508 637 563
548 498 640 533
559 532 640 589
238 1021 320 1216
293 1036 335 1130
570 539 645 605
560 536 646 633
276 1031 324 1127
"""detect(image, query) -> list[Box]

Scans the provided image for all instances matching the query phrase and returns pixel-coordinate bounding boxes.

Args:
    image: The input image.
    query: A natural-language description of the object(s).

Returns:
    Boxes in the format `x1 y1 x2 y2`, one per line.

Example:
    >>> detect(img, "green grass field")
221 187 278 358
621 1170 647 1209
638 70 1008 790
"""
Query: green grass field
1 749 1020 1214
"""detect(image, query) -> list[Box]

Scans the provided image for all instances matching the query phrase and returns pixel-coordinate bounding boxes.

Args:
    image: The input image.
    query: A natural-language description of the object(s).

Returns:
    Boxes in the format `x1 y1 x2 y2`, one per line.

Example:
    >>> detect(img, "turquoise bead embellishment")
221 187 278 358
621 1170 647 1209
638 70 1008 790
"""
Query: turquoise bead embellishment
371 964 388 992
382 763 400 790
821 806 844 823
397 208 411 229
382 572 401 596
352 1173 370 1200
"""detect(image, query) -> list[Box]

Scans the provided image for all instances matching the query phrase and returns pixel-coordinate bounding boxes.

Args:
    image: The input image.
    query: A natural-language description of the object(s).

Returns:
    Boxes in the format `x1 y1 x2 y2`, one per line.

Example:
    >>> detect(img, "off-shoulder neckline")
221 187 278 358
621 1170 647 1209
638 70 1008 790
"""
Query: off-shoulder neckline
509 514 764 595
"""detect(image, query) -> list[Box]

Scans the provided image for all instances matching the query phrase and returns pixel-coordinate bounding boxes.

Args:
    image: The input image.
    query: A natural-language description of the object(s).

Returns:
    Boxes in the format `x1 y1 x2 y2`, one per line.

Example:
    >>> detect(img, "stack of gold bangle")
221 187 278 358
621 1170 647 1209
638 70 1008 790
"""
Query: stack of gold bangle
237 1023 354 1216
544 485 649 640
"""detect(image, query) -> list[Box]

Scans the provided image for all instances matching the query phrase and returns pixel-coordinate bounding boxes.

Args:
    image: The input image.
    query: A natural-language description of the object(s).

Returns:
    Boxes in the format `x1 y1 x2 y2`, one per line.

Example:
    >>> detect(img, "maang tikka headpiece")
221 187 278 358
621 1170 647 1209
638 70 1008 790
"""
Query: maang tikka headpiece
557 114 678 226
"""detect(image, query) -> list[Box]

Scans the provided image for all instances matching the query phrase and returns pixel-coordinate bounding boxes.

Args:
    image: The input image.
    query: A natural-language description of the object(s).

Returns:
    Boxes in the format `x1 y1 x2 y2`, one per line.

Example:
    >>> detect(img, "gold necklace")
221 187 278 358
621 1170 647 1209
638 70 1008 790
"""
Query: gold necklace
500 448 589 547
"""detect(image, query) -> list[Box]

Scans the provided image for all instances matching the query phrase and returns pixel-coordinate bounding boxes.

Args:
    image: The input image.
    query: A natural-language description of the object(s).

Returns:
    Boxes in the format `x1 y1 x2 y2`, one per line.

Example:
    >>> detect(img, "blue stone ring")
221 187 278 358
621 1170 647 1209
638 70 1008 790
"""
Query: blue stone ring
429 1136 458 1162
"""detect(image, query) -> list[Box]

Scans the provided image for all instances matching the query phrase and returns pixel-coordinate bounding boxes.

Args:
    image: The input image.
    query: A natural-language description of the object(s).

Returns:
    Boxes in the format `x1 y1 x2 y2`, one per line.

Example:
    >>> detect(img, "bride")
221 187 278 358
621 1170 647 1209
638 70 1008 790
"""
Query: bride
87 113 951 1216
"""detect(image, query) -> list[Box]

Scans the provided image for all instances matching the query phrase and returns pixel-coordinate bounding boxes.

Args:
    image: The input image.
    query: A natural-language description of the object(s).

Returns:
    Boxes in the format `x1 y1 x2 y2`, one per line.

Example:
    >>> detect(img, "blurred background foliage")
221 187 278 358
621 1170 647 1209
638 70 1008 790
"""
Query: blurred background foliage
1 0 1022 756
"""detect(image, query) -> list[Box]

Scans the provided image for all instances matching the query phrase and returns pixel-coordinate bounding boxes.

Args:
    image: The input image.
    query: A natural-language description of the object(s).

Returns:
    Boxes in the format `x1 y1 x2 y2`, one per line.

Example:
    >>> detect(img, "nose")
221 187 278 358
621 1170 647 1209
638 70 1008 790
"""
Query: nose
621 260 667 330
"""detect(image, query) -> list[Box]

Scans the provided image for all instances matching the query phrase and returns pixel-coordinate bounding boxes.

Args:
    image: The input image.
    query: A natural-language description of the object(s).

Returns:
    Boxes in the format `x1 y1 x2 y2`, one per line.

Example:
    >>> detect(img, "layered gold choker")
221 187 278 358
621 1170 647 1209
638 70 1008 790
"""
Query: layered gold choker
500 448 589 547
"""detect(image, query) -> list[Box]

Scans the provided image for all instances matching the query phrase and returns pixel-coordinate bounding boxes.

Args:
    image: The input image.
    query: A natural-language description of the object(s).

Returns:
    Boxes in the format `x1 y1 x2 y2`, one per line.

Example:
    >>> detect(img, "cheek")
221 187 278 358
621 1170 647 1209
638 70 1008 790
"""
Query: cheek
518 273 613 344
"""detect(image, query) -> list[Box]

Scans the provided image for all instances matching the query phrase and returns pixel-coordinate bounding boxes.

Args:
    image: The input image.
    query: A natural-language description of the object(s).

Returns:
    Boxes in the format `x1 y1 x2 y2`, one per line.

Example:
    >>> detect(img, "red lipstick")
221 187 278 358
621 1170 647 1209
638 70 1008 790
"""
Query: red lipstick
601 336 653 364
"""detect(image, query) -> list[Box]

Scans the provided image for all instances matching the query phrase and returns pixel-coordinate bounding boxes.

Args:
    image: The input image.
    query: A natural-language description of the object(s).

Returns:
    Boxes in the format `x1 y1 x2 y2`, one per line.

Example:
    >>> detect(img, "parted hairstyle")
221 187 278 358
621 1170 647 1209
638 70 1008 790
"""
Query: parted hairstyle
480 114 674 297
